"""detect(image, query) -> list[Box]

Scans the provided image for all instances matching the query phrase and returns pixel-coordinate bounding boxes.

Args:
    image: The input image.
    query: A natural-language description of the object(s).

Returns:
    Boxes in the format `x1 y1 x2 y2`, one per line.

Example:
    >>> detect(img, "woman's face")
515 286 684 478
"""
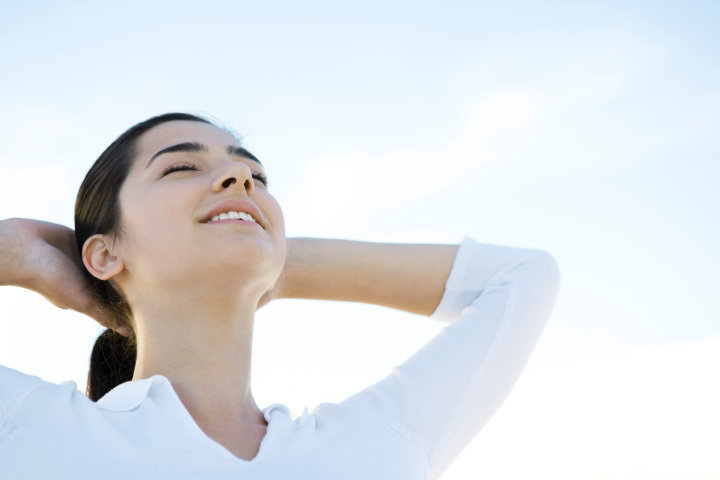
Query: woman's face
114 120 285 298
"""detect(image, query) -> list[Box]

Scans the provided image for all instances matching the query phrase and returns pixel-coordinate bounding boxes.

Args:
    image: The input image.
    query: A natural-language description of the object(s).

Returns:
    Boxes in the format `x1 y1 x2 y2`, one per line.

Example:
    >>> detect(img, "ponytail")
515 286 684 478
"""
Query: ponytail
86 328 137 401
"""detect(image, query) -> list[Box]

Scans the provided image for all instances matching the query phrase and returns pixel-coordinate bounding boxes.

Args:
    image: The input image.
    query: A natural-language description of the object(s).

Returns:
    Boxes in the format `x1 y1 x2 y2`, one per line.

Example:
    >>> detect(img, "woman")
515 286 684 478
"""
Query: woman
0 113 560 479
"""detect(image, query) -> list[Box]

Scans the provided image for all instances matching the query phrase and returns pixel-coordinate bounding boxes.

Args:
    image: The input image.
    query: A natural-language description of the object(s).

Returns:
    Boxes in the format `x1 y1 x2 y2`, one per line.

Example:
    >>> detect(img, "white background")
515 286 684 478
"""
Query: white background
1 1 719 478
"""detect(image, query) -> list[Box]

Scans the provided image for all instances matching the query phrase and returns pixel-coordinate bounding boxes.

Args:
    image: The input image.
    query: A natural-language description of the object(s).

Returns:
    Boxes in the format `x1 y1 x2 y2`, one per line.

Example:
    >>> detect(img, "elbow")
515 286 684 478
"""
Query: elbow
528 249 562 294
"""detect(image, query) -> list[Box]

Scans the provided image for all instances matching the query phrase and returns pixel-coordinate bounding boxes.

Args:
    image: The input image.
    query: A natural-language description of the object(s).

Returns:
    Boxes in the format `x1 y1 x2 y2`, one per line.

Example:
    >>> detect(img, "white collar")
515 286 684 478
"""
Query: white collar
95 375 169 411
95 375 295 422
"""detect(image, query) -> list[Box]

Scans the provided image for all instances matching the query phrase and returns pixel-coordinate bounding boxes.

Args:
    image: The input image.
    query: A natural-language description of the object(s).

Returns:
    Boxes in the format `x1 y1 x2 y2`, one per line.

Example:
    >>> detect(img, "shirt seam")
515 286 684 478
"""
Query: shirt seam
316 402 431 474
429 278 516 476
0 379 47 439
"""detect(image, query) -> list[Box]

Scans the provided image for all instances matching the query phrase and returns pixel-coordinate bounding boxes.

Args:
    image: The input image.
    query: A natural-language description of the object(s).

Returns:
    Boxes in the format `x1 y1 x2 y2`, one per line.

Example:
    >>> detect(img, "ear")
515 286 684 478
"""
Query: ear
82 234 125 281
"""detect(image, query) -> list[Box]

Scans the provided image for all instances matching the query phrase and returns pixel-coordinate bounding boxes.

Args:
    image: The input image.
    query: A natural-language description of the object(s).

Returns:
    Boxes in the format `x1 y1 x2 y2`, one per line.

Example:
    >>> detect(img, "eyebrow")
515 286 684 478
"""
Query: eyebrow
145 142 263 169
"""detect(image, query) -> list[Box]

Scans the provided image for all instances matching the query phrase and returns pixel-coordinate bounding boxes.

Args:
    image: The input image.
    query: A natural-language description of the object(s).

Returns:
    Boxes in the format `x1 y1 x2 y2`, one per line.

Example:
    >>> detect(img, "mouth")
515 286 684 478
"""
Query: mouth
208 211 258 224
201 199 265 229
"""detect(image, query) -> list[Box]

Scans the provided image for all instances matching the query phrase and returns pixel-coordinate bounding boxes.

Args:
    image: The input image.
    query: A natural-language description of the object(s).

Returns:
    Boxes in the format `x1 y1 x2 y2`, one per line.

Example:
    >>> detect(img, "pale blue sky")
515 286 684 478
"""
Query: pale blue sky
1 1 718 476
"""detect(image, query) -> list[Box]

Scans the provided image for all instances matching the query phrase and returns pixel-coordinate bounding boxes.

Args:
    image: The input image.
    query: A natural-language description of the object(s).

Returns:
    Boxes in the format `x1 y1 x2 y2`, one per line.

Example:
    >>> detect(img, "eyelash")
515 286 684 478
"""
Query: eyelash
253 172 269 187
162 163 269 187
162 163 198 176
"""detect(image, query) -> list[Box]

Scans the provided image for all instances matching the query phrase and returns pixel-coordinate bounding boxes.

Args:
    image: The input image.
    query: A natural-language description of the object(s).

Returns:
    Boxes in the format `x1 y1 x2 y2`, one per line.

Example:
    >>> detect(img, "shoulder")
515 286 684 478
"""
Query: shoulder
0 365 78 423
1 365 45 413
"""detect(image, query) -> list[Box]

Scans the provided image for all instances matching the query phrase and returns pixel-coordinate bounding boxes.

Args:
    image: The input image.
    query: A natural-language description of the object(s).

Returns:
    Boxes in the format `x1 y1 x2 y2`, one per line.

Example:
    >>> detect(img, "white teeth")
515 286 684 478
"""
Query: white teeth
208 211 257 223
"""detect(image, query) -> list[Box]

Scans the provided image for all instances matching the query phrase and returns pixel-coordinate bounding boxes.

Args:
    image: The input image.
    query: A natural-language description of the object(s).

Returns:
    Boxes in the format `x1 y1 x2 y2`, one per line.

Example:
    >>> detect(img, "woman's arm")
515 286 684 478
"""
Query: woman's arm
275 238 459 316
338 239 560 478
0 218 111 327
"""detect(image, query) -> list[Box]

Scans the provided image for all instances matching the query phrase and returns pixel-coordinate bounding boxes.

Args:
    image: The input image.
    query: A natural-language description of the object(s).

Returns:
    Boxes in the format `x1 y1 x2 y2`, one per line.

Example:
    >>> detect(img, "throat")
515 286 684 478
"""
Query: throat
201 421 268 461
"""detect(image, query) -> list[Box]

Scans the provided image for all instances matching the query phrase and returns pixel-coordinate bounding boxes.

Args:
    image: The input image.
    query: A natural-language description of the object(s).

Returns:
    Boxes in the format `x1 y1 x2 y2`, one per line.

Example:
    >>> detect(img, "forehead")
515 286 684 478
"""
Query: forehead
135 121 239 161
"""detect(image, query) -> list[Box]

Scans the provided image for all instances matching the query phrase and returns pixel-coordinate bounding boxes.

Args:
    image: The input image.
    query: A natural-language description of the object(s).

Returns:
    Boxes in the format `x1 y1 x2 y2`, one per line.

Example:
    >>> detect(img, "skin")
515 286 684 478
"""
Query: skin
81 121 285 460
0 121 459 461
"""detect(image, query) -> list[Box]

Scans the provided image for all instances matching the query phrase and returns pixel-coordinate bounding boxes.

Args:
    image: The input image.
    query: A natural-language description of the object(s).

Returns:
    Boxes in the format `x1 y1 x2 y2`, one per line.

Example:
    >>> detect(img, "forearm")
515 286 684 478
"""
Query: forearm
0 218 28 287
279 238 459 317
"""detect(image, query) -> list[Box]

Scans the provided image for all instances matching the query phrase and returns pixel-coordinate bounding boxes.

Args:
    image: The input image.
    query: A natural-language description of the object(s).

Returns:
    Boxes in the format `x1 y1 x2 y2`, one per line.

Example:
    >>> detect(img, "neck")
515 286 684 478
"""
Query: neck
131 291 266 429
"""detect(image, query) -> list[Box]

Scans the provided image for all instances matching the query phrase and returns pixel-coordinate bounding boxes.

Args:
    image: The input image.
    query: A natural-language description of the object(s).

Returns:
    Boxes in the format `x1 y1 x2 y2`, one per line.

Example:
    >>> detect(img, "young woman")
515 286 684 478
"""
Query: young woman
0 113 560 479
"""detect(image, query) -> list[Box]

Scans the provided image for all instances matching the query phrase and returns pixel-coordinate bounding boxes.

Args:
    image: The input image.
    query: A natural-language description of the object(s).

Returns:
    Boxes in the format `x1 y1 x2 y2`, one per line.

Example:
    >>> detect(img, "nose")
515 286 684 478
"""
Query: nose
211 160 254 196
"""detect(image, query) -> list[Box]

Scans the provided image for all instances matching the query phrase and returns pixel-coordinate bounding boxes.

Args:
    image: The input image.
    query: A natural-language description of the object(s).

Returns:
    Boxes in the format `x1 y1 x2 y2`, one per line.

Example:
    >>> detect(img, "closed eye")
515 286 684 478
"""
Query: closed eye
162 162 268 187
252 172 269 187
162 162 198 176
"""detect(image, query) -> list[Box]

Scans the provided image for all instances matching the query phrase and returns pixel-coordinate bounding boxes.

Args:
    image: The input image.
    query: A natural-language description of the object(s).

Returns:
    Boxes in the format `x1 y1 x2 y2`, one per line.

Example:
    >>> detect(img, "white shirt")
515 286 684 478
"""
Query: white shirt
0 237 560 479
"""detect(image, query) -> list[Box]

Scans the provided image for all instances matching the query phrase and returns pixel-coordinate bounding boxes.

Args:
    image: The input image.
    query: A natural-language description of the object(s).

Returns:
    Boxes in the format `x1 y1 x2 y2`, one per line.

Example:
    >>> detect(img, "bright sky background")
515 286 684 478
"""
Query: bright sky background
1 1 719 478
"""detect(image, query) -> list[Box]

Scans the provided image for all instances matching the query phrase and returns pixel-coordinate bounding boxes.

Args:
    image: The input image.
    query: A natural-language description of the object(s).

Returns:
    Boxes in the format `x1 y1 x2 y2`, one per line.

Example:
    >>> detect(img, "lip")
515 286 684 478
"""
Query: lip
201 199 264 228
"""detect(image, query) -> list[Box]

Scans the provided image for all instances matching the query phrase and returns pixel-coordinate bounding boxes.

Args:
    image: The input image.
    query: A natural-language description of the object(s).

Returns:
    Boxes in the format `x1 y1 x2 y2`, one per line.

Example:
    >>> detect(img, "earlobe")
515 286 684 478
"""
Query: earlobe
82 234 125 281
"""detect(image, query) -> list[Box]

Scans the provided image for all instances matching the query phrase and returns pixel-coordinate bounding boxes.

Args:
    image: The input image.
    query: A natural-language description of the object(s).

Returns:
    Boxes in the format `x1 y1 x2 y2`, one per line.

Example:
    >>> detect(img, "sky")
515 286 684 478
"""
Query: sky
1 1 719 478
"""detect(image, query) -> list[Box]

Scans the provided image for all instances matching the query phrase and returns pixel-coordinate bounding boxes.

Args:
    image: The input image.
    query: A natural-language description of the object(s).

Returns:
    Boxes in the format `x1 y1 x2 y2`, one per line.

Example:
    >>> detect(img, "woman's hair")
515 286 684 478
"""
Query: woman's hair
75 112 214 401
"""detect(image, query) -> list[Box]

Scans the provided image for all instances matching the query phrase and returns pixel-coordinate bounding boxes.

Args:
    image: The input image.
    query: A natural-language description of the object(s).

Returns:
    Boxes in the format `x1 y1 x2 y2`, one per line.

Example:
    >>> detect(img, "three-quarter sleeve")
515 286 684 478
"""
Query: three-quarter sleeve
339 236 561 479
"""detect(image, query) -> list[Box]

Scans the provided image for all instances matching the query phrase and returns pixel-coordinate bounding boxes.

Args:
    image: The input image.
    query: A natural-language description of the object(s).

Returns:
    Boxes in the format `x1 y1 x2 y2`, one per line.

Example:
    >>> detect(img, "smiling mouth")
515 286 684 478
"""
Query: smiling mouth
201 199 265 228
207 211 257 224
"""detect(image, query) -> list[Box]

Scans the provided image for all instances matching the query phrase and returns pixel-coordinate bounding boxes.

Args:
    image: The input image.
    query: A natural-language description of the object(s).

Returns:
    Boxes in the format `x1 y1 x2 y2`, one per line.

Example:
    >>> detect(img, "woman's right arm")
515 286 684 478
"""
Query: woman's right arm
0 218 30 287
0 218 110 327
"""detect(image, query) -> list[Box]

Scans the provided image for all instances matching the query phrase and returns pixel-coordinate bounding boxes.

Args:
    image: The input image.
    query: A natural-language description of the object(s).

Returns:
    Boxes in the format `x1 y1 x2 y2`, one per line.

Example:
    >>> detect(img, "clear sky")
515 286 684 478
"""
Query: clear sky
1 1 719 478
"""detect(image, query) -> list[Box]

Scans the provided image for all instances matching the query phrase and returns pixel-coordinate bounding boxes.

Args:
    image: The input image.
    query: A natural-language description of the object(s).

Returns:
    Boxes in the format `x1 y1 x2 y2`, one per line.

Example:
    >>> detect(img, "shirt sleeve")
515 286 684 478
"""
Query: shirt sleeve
0 365 46 427
339 236 561 479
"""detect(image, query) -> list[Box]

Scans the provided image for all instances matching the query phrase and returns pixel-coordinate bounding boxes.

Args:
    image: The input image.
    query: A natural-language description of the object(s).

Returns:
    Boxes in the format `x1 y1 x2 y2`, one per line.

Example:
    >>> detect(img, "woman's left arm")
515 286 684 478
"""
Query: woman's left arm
268 236 560 479
272 238 459 316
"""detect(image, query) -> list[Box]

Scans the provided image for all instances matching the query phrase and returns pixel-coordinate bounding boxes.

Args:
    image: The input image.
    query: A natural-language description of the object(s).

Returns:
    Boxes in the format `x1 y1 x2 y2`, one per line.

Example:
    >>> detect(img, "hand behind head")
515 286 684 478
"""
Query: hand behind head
1 218 129 335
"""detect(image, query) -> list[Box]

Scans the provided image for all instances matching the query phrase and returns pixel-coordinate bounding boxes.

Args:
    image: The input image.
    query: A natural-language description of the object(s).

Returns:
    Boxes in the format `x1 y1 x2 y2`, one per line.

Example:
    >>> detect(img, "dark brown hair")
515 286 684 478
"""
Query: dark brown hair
75 113 213 401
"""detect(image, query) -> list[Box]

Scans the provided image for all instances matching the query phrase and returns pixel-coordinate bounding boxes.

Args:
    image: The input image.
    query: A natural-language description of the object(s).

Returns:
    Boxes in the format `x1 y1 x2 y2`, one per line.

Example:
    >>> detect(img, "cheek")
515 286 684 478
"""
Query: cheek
123 178 195 224
272 205 287 269
274 205 285 236
262 194 284 231
119 191 196 261
127 203 187 240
